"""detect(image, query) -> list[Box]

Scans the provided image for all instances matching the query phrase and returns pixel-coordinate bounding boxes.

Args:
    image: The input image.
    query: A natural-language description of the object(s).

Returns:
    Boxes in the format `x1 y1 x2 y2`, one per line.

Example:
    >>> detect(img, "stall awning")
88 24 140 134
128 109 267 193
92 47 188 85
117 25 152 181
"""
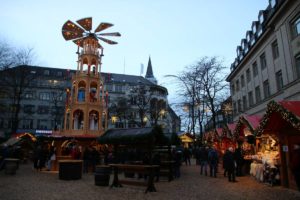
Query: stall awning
98 127 171 145
234 115 262 139
256 100 300 136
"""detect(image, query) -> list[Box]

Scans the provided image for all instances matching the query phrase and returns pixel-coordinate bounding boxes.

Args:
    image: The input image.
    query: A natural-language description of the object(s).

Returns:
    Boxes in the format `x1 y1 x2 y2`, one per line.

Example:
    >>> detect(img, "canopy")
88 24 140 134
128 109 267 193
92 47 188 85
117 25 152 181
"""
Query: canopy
256 100 300 136
98 127 172 145
234 115 262 139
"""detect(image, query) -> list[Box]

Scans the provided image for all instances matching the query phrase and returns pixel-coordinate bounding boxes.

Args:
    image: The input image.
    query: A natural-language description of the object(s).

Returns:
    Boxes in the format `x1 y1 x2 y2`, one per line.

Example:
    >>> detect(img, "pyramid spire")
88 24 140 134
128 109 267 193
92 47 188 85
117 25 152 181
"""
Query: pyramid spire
145 56 157 84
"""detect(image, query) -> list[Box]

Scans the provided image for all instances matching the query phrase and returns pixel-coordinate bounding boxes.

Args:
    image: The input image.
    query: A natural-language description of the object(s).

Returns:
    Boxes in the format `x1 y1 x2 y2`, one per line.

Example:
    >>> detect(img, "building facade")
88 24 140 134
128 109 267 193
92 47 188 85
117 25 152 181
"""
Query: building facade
0 60 180 137
226 0 300 121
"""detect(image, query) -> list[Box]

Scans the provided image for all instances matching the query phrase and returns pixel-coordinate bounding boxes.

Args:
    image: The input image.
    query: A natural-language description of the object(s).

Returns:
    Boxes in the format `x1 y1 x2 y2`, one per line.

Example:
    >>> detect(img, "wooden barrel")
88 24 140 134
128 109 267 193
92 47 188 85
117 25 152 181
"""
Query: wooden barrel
95 165 111 186
4 158 19 175
59 160 83 180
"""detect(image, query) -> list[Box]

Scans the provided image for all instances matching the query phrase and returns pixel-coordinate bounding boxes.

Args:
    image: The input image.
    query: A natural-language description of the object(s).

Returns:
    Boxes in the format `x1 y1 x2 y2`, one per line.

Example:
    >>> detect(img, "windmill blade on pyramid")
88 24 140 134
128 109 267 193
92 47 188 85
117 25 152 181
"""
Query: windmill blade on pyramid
97 32 121 37
62 18 120 47
97 37 118 45
94 22 114 33
76 17 92 32
62 20 84 40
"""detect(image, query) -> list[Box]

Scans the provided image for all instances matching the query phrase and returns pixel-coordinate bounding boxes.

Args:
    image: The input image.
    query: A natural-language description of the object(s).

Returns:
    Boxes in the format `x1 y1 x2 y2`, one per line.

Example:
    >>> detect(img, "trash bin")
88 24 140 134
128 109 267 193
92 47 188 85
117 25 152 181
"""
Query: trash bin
4 158 19 175
95 165 111 186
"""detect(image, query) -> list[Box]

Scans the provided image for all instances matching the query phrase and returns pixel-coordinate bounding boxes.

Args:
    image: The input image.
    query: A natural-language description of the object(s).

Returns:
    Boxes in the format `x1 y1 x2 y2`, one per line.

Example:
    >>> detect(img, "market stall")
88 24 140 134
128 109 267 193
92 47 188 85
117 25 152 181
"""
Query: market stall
255 100 300 190
220 123 236 155
234 115 262 175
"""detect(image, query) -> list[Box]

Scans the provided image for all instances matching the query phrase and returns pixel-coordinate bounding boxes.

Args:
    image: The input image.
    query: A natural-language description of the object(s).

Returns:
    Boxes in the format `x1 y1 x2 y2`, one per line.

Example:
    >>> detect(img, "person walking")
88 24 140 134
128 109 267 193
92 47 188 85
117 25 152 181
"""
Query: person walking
208 146 218 178
234 146 244 176
183 147 191 166
200 146 209 176
223 147 237 182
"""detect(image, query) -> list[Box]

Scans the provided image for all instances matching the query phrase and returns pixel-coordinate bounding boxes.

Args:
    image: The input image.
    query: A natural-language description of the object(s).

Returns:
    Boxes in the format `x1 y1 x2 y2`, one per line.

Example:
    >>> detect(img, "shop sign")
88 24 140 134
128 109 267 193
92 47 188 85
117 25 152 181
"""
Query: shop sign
35 130 53 135
282 145 288 152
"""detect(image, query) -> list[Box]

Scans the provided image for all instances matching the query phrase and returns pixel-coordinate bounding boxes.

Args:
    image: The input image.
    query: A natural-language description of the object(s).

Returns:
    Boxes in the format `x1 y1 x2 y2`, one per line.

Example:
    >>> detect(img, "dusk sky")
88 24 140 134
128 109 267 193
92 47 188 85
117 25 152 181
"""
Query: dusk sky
0 0 268 103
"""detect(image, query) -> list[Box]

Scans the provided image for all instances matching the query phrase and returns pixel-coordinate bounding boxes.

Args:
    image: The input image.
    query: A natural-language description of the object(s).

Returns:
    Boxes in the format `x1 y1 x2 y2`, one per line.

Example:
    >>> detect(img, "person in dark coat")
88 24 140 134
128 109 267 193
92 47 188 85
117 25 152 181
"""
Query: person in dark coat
234 146 244 176
183 148 191 166
208 147 218 178
223 147 237 182
291 144 300 191
199 146 209 176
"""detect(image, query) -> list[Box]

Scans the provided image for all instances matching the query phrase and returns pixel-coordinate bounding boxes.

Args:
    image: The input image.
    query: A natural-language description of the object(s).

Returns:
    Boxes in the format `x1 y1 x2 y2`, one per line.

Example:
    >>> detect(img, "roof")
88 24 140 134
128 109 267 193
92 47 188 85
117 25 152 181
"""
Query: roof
227 123 236 133
279 101 300 118
145 57 154 78
98 127 171 145
256 100 300 136
234 115 262 138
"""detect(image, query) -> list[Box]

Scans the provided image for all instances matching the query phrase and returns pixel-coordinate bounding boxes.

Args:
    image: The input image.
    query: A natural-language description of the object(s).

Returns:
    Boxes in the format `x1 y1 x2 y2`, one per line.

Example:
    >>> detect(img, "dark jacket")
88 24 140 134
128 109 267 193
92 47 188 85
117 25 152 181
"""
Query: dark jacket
223 150 235 170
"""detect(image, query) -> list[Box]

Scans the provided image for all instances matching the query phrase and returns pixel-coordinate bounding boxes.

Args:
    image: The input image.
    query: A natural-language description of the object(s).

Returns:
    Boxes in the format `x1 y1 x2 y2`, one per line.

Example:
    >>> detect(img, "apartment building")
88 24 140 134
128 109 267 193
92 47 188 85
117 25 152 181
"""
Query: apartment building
226 0 300 121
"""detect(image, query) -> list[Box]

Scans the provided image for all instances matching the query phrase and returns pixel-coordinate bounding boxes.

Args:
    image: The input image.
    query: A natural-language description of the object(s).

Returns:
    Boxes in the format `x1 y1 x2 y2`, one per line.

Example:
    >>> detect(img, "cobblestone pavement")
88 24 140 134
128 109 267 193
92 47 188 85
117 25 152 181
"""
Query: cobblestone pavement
1 159 300 200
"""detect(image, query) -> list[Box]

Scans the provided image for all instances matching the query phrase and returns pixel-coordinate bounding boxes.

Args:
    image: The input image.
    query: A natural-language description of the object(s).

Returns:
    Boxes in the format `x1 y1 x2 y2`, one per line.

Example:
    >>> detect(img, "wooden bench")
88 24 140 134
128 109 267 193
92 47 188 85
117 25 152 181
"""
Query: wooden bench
109 164 159 193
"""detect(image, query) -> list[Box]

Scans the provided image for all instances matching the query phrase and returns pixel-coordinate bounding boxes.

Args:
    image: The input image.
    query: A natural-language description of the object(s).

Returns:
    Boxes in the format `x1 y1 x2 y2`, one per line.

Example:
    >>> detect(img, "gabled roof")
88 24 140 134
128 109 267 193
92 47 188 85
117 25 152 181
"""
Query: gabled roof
256 100 300 136
234 115 262 139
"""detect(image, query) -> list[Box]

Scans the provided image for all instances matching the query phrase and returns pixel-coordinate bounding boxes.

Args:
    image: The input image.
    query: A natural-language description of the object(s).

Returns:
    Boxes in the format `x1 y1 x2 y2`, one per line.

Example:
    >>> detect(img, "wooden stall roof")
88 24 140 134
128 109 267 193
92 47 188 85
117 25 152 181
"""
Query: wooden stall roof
256 100 300 136
234 115 262 139
98 127 173 145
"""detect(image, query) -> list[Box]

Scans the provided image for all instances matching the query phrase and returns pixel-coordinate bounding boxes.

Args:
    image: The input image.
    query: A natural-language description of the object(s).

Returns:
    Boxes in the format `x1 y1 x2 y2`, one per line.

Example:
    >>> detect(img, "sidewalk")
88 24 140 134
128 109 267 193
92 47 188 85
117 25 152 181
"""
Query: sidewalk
0 159 300 200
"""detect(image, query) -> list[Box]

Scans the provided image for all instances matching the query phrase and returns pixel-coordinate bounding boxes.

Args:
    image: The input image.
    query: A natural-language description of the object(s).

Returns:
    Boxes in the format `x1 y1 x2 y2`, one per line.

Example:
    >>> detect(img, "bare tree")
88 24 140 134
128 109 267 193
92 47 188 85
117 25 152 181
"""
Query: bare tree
0 41 37 135
196 57 228 130
165 56 229 143
129 85 153 127
149 98 167 126
109 97 130 128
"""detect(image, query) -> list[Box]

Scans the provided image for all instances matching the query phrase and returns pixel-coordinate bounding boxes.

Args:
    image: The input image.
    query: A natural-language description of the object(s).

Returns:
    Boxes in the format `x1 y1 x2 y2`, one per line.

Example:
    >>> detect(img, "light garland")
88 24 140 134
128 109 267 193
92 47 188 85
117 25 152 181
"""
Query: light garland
256 100 300 136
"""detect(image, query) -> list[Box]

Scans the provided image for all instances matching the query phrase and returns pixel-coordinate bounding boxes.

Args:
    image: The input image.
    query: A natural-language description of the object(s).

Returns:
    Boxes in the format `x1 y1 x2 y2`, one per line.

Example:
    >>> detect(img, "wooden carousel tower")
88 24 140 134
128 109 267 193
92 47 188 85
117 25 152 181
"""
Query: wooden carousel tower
61 17 120 137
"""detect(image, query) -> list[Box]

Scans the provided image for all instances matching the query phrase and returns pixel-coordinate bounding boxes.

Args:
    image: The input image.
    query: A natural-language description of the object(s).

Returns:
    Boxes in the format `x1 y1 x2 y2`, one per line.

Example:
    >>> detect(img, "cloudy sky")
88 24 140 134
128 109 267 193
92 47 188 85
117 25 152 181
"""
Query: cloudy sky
0 0 268 103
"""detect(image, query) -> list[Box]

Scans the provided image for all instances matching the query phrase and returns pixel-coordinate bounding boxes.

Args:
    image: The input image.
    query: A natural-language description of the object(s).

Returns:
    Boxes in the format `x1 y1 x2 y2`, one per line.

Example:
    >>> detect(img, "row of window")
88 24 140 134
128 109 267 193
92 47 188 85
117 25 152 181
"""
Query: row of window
23 105 64 115
0 118 62 130
105 84 125 93
233 79 272 114
232 40 279 95
24 92 64 101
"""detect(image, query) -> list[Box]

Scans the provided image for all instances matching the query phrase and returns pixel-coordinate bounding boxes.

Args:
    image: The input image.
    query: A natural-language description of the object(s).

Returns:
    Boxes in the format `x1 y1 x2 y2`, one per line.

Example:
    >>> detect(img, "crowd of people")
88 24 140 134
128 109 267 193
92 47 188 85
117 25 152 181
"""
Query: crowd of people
195 145 244 183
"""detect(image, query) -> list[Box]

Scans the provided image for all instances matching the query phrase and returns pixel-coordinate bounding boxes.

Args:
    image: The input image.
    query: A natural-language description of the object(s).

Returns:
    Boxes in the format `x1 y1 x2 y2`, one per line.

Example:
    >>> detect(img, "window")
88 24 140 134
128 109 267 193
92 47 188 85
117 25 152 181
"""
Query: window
231 84 235 95
292 17 300 38
24 92 34 99
37 106 49 114
242 96 247 111
236 80 240 92
296 55 300 79
44 70 50 75
241 75 245 88
252 62 258 77
233 102 237 115
22 119 33 129
248 91 254 107
260 53 267 70
57 71 63 76
115 85 123 93
39 92 50 100
270 0 276 8
24 105 35 114
276 70 283 90
255 86 261 103
237 99 242 113
37 119 48 129
272 40 279 59
263 80 270 98
246 68 251 82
